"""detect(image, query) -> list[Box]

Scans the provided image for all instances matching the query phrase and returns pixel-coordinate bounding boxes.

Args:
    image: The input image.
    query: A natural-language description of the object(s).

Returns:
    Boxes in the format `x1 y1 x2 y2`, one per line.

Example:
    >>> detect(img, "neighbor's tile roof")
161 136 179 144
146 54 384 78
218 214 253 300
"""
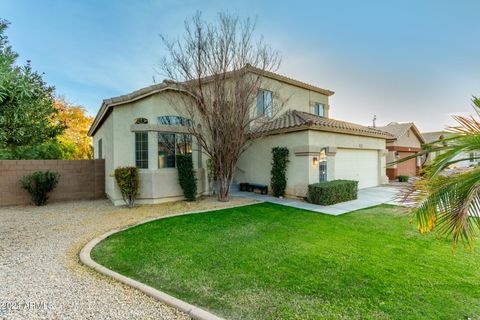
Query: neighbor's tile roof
257 110 394 139
376 122 426 144
375 122 414 139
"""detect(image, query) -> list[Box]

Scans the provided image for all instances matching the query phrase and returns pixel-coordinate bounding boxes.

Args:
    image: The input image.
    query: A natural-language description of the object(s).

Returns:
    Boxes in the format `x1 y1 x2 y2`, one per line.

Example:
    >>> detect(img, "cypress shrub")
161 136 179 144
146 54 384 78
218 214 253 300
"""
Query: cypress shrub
114 166 139 208
270 147 290 197
20 170 60 206
307 180 358 205
176 154 197 201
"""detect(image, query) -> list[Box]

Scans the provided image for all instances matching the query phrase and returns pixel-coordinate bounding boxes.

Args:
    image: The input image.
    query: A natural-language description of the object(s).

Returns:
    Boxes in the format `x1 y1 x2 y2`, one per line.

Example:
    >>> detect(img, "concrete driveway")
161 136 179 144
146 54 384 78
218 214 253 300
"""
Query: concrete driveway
0 197 255 319
233 185 403 215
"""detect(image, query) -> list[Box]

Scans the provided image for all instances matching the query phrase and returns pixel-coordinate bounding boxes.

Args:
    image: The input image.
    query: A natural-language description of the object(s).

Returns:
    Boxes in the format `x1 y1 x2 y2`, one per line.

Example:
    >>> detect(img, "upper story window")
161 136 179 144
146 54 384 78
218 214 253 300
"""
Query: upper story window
135 118 148 124
158 115 192 127
256 89 273 118
314 103 325 117
135 132 148 169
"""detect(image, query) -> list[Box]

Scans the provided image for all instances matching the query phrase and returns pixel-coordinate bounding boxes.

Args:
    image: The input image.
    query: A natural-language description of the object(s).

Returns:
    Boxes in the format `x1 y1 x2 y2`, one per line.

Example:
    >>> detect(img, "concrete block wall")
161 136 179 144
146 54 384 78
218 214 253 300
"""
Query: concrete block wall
0 160 105 206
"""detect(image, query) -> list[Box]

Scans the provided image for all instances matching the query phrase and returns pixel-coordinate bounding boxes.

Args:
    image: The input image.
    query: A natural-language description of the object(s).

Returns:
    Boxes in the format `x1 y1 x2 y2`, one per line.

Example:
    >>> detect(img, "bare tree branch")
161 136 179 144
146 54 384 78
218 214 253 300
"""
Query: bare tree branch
158 11 283 201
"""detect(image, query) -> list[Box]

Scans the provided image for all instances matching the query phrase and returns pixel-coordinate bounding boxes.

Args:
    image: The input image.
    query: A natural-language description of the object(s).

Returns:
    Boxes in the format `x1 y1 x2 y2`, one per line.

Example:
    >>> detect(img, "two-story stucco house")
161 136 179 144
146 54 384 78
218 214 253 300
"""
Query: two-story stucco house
88 68 391 205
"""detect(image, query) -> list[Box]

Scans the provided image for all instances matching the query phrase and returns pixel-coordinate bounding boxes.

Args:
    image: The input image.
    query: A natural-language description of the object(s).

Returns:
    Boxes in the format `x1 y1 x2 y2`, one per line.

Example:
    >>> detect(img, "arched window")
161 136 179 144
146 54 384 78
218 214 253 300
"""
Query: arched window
135 118 149 124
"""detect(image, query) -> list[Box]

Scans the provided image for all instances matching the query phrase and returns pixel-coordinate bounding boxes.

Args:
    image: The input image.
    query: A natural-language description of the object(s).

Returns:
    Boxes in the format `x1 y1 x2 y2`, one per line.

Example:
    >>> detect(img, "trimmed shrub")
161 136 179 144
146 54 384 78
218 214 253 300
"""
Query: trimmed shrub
114 166 139 208
270 147 290 197
20 170 60 206
176 154 197 201
397 175 409 182
307 180 358 205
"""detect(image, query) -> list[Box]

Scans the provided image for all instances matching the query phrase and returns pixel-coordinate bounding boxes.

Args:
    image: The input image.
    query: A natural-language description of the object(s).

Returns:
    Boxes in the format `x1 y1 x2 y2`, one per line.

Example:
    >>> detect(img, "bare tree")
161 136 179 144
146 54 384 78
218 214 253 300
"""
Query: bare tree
159 12 282 201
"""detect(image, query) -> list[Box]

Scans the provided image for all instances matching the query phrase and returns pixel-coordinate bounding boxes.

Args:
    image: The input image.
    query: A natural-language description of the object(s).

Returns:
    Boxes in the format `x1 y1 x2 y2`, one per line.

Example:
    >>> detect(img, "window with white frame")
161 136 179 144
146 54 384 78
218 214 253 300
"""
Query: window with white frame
256 89 273 118
314 103 325 117
158 133 192 168
135 132 148 169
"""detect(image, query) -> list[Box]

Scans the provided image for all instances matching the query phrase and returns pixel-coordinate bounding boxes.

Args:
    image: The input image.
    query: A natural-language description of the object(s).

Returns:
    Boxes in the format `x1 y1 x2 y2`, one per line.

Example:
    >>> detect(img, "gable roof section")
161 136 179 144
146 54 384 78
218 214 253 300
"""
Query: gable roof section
375 122 425 144
256 110 394 139
87 66 334 136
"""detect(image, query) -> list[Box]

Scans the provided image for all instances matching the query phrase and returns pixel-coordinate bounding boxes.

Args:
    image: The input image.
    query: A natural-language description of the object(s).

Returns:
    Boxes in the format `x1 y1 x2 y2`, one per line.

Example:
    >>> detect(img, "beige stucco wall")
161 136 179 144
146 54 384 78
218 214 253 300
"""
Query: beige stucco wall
236 131 310 197
92 113 115 198
236 130 387 198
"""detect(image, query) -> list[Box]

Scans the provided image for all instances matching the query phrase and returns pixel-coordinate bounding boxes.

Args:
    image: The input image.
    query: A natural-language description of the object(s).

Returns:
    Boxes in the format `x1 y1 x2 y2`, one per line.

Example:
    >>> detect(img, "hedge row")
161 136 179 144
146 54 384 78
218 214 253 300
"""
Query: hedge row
307 180 358 205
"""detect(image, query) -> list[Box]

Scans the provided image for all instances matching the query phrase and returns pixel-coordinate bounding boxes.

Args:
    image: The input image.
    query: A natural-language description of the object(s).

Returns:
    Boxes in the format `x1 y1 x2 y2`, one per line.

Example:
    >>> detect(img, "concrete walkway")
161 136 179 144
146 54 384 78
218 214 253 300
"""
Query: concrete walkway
232 186 403 215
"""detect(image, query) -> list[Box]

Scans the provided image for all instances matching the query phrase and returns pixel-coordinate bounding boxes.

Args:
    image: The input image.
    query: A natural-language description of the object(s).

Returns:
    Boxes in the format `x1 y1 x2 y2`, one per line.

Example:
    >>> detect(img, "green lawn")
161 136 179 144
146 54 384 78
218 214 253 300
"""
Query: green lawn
91 203 480 319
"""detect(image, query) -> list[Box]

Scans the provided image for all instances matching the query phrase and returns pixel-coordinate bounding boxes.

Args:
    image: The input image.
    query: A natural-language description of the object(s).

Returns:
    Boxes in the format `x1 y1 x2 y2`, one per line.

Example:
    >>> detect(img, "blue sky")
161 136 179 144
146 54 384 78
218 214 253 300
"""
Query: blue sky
2 0 479 132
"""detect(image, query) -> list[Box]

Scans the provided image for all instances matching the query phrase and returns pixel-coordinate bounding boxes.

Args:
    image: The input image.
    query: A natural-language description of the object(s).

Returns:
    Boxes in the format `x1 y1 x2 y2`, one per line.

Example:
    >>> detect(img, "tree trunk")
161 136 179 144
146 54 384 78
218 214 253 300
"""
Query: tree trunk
217 171 233 202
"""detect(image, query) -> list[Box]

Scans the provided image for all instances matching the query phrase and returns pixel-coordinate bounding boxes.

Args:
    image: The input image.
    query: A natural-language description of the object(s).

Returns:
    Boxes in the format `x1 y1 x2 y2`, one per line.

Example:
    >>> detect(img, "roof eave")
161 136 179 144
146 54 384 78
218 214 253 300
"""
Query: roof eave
262 124 392 140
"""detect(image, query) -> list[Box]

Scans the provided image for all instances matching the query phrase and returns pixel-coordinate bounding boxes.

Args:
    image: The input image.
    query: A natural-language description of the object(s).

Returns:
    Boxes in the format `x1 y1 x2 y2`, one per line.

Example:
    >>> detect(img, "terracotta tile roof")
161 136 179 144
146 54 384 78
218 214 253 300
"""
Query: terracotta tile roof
257 110 394 139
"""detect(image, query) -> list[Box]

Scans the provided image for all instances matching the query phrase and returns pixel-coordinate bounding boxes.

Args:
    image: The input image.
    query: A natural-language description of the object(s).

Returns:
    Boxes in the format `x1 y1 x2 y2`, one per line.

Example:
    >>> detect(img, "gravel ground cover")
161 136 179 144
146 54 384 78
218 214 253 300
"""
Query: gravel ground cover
0 197 256 319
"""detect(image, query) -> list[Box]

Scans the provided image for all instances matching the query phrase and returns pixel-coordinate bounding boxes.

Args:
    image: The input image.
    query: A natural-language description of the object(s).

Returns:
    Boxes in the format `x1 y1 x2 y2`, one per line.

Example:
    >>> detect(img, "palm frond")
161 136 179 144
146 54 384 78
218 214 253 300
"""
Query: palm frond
399 96 480 246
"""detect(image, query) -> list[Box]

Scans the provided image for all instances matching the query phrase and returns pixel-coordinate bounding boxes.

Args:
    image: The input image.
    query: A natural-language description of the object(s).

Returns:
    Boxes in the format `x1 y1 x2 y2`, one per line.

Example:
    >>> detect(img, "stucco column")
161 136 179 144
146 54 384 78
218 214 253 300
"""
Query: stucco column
148 131 158 170
326 147 337 181
379 149 389 184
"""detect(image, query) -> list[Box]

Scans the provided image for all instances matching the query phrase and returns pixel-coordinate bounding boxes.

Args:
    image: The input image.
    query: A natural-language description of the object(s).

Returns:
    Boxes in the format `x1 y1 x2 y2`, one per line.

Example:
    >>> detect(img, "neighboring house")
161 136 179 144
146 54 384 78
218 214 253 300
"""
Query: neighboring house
422 131 445 166
376 122 425 180
88 68 392 205
422 131 480 168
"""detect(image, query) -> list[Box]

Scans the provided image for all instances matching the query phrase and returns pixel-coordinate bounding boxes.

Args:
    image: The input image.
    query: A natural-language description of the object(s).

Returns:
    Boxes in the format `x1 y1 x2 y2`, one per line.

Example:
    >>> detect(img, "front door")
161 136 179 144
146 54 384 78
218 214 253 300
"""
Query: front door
319 148 327 182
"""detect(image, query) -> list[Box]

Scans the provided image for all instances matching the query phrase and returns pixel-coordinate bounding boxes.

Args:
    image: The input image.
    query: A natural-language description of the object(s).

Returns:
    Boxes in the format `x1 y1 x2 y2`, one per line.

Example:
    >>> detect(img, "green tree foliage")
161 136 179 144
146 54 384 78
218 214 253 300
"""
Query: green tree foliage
0 19 64 156
20 170 60 206
0 139 77 160
114 166 139 208
270 147 289 197
176 154 197 201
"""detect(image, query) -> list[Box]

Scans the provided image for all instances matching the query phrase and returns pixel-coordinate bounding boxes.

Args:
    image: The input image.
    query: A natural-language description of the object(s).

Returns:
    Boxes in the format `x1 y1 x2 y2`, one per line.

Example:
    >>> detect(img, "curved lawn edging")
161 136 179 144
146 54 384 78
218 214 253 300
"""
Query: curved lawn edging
79 202 261 320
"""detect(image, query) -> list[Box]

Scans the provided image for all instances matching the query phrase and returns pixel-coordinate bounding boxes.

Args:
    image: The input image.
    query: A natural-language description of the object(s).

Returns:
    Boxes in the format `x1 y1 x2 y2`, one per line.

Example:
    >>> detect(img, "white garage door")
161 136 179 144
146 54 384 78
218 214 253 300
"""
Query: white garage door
334 149 379 189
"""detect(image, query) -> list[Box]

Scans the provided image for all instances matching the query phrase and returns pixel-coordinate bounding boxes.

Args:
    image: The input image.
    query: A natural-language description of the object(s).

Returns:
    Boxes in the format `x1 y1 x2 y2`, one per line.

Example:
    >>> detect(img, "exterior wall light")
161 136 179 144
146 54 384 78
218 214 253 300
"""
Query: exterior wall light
312 156 318 166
